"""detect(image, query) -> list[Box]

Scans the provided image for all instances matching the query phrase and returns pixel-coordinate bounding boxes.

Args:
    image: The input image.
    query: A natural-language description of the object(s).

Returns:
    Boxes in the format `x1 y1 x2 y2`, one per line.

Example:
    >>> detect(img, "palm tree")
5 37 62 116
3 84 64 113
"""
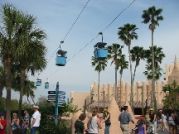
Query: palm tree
13 12 47 114
0 4 21 132
130 46 145 84
107 43 123 101
118 23 138 107
0 66 5 98
91 56 107 110
144 46 165 80
142 6 163 110
118 54 128 105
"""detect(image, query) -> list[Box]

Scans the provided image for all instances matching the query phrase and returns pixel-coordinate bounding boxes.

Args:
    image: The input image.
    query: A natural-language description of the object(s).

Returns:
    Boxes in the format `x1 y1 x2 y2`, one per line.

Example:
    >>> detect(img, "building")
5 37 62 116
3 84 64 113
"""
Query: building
70 57 179 111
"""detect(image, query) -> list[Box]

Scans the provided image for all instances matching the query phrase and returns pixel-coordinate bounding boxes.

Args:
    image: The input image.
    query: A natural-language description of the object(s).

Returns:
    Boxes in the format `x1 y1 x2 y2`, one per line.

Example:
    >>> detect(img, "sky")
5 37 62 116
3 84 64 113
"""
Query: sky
0 0 179 101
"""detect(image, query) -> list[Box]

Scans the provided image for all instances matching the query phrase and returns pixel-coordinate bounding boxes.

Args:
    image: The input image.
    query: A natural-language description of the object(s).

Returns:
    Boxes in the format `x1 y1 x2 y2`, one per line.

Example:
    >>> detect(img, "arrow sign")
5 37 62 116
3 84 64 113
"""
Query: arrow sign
58 96 65 99
48 91 66 95
58 99 65 103
58 91 65 95
48 91 56 94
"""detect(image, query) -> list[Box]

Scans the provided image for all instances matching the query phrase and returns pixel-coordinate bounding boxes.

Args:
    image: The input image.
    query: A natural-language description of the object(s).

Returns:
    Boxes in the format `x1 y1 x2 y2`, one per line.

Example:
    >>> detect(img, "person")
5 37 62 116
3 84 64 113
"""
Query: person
136 118 146 134
22 110 30 134
0 112 6 134
87 110 102 134
103 108 111 134
168 112 176 134
30 105 41 134
74 113 86 134
118 105 134 134
147 108 157 134
11 112 20 134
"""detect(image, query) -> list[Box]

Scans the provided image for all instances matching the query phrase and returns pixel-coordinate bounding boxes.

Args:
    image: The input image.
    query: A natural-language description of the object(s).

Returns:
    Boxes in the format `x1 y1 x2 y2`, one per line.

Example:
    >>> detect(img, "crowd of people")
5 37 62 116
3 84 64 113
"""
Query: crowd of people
74 106 179 134
0 105 41 134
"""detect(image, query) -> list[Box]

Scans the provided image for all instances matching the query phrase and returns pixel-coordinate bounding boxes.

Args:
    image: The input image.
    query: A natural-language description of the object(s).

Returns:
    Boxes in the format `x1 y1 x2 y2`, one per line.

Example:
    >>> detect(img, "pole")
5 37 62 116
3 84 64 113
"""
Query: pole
55 81 59 125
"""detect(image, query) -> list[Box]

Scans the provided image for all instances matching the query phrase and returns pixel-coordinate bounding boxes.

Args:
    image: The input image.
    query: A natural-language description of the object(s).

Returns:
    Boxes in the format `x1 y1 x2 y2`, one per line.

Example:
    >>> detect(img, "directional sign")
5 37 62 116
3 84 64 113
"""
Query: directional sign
58 99 65 103
58 96 65 99
48 91 56 94
48 91 66 95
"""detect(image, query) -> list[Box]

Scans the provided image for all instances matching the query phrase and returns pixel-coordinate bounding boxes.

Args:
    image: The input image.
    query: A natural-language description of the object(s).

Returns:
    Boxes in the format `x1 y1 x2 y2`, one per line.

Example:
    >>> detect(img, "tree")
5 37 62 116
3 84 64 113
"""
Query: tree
0 66 5 98
107 43 123 101
91 56 107 110
0 4 21 132
13 11 47 114
118 23 138 107
144 46 165 80
163 81 179 110
130 46 145 84
118 54 128 105
142 6 163 110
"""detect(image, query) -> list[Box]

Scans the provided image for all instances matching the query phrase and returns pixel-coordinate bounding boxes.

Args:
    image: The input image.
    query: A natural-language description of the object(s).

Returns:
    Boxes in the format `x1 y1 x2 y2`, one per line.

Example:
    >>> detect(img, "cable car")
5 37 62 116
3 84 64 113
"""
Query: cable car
45 81 49 89
56 49 67 66
36 78 42 86
94 42 108 59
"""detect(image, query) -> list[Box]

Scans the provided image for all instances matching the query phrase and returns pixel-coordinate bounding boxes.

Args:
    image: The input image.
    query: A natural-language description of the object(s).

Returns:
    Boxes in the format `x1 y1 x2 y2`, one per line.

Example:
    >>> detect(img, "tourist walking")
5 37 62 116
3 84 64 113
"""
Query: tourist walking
11 112 20 134
30 105 41 134
0 112 6 134
74 113 86 134
103 108 111 134
87 110 102 134
118 105 134 134
22 110 30 134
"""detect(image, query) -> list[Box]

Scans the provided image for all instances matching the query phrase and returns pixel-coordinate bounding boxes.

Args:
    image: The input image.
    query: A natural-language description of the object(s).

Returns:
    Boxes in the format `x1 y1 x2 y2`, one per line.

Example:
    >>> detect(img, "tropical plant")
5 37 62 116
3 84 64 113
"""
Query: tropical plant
107 43 123 101
91 56 107 110
13 11 47 114
163 81 179 110
0 4 21 132
0 66 5 98
130 46 145 83
143 46 165 80
142 6 163 110
118 23 138 107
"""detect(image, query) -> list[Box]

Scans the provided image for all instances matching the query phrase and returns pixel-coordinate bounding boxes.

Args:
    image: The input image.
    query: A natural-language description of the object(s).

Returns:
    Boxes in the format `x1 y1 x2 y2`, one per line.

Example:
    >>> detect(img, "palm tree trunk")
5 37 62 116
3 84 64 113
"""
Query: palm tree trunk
115 66 118 102
31 96 35 105
132 64 137 83
119 72 123 106
128 45 133 108
0 85 3 98
4 58 12 134
18 69 26 116
98 71 100 111
151 29 157 111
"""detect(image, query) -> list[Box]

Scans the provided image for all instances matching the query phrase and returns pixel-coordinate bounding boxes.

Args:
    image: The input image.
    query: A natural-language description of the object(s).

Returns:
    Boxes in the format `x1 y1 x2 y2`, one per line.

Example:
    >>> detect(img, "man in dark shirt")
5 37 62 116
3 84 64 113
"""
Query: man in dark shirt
119 106 134 134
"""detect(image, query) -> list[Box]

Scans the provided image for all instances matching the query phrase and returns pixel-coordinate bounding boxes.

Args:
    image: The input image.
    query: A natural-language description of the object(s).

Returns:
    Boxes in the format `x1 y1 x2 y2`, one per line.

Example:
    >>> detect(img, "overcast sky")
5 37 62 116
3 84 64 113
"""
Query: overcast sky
1 0 179 100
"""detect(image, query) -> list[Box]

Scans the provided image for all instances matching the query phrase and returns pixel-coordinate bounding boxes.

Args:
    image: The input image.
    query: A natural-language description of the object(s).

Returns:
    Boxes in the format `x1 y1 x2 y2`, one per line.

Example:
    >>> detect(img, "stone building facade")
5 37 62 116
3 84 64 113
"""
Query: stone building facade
70 57 179 110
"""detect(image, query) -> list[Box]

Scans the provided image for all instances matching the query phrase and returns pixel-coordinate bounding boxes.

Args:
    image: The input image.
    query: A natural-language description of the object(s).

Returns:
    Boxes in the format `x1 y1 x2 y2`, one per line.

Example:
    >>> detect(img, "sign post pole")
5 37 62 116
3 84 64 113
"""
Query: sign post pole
55 81 59 125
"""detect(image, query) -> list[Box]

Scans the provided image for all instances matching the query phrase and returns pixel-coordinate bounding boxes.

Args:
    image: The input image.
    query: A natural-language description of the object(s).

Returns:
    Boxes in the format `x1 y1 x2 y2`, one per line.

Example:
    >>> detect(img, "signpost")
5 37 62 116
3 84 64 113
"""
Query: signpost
47 82 66 125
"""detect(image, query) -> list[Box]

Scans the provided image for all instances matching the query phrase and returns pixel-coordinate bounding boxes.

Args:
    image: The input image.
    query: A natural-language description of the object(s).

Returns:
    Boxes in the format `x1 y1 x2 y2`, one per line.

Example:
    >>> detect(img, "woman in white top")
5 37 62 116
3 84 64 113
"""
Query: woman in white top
87 110 102 134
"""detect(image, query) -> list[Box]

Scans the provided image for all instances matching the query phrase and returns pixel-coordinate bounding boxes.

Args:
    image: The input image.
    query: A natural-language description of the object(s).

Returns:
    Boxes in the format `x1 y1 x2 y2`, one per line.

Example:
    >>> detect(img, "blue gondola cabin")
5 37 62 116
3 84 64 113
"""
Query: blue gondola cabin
56 49 67 66
36 78 42 86
45 82 49 89
94 42 108 59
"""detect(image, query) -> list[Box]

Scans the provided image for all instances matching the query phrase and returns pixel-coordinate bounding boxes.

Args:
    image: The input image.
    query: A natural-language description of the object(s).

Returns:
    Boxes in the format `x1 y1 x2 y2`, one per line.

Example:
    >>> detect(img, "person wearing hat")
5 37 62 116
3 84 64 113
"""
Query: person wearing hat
0 112 6 134
30 105 41 134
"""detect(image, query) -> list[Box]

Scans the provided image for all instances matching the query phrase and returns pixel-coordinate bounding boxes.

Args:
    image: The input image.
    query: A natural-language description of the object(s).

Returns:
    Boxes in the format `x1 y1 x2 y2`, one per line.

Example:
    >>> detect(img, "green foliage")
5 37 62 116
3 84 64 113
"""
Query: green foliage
162 81 179 110
142 6 163 31
143 46 165 80
60 100 79 116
